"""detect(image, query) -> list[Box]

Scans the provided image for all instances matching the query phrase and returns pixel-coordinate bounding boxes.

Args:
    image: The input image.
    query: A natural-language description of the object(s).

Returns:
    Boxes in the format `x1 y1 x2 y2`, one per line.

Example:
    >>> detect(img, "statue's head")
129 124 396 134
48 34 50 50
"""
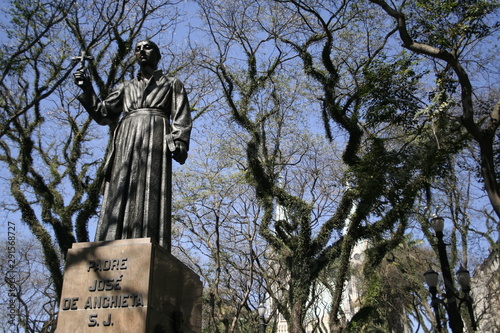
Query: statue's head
135 40 161 69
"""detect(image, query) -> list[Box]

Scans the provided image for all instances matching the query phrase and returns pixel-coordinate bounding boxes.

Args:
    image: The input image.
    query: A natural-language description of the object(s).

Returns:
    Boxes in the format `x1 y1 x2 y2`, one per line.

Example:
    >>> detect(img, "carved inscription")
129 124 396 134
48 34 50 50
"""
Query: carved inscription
87 258 128 272
83 294 144 309
60 257 144 328
88 276 122 291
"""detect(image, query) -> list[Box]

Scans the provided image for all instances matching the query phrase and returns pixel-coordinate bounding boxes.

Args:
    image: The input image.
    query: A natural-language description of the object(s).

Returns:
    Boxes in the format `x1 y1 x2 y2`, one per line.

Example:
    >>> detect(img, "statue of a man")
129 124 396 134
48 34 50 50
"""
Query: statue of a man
74 40 192 251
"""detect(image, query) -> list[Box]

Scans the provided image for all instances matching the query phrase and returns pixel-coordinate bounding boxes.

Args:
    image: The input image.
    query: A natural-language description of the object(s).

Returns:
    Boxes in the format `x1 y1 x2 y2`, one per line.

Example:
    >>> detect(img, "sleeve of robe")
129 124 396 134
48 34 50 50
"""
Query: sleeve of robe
170 78 192 150
77 85 124 126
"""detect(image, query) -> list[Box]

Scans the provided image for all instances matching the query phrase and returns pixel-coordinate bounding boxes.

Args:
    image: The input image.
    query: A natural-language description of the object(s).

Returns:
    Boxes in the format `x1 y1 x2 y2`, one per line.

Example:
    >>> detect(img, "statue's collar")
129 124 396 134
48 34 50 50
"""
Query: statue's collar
137 69 163 81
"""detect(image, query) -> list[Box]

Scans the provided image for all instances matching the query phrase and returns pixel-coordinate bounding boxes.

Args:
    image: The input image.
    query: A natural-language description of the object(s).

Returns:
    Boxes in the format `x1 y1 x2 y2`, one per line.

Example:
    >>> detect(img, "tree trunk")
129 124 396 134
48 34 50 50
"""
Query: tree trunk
479 138 500 218
288 299 307 333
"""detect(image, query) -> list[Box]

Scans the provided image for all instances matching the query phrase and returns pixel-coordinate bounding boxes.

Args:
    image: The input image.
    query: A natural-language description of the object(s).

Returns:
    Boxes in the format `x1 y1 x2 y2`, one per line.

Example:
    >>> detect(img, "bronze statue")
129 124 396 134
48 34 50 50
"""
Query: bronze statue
74 40 192 251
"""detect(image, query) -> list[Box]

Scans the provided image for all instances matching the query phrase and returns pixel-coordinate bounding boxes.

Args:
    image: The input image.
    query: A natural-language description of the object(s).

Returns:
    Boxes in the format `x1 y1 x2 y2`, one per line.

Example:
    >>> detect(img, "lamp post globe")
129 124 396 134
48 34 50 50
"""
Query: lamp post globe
258 303 266 333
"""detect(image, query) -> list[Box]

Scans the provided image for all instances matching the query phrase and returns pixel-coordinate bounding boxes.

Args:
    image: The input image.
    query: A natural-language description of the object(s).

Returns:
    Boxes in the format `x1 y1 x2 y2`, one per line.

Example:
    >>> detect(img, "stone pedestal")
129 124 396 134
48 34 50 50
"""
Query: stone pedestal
56 238 202 333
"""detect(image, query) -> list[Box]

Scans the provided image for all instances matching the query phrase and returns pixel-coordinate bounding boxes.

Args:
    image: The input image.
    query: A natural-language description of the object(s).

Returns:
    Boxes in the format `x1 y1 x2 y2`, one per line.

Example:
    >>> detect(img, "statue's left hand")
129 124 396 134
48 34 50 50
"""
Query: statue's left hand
172 141 188 165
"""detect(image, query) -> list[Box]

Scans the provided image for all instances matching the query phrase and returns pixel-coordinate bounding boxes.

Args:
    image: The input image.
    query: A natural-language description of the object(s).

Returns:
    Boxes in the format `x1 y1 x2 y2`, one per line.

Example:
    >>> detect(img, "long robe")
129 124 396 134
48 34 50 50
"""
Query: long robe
79 70 192 250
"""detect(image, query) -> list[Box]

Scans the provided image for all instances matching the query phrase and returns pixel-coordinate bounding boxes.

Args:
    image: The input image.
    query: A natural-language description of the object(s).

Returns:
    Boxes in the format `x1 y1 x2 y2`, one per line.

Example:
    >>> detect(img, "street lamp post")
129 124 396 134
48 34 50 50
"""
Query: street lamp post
456 265 478 331
424 216 477 333
424 268 442 332
430 216 464 333
258 302 266 333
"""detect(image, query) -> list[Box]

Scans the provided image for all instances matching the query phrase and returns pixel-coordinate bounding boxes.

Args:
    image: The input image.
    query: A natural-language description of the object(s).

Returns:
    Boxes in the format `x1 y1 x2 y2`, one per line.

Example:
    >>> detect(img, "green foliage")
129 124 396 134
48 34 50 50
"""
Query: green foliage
362 56 424 129
346 239 433 332
412 0 499 48
345 306 385 333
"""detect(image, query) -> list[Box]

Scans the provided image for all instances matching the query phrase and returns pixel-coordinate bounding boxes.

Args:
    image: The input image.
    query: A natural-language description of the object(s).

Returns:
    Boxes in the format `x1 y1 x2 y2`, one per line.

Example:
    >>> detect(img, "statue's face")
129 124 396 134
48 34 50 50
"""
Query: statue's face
135 41 160 68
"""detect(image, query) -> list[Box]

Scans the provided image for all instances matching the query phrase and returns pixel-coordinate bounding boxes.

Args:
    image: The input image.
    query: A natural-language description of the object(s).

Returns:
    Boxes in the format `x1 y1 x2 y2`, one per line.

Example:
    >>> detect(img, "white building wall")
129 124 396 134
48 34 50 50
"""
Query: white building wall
472 250 500 332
